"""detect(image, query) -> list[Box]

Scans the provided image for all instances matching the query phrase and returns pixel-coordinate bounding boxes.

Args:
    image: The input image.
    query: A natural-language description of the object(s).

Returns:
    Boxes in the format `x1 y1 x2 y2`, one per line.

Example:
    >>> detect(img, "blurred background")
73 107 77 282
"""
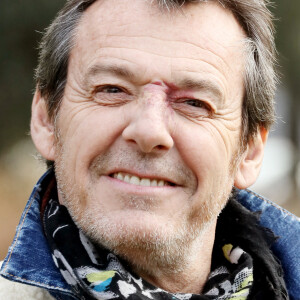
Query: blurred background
0 0 299 260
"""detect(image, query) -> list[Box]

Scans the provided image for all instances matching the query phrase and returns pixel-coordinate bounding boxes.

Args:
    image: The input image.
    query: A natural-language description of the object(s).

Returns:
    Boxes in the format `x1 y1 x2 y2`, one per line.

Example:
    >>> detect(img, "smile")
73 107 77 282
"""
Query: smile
110 172 173 187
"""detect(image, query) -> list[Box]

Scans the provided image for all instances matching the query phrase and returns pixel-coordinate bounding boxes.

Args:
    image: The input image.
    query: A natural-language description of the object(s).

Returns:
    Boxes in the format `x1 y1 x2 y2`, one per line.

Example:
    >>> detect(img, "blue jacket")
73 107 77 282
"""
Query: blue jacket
1 170 299 300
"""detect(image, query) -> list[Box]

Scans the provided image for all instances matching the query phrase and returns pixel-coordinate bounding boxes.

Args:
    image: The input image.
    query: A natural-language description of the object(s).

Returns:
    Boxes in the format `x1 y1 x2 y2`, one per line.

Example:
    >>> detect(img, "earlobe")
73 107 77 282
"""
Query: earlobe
30 90 56 161
234 127 268 189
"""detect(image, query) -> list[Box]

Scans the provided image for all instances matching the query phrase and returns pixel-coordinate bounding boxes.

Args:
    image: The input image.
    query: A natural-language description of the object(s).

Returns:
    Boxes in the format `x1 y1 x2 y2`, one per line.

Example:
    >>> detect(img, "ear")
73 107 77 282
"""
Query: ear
234 127 268 189
30 90 56 161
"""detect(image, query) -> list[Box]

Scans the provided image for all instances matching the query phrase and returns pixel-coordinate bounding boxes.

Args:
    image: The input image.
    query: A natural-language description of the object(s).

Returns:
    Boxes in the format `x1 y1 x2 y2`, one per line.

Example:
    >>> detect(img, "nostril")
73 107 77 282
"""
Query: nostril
156 145 165 150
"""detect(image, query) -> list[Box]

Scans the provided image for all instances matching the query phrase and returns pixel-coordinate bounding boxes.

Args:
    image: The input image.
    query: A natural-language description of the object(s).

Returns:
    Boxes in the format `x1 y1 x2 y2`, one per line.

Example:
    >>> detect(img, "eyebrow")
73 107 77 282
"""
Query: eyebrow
84 63 137 85
176 77 224 104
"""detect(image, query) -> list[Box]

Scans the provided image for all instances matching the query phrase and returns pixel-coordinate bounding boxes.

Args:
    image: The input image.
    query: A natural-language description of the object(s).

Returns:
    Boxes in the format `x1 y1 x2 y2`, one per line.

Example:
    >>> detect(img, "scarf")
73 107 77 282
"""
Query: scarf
42 181 288 300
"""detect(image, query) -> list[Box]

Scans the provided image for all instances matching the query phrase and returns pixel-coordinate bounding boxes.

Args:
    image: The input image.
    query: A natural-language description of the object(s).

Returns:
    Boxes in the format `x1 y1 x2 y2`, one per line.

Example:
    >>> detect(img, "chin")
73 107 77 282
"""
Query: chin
71 205 211 273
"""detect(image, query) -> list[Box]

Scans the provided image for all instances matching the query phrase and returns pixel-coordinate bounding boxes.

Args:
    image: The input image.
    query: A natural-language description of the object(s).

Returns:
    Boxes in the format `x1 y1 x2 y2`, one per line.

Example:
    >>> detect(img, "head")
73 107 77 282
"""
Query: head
31 0 275 275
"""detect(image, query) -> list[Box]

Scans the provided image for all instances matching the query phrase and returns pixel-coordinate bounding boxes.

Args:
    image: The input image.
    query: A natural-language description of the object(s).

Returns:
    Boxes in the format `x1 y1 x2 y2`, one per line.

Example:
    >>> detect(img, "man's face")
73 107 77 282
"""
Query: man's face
53 0 246 270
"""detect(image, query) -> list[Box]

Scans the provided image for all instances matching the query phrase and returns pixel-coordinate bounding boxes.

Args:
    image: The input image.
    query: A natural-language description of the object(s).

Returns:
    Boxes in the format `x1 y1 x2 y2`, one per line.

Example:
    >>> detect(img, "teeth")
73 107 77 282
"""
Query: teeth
158 180 164 187
151 179 158 187
117 173 124 181
124 174 130 183
140 178 151 186
130 176 140 185
112 172 169 187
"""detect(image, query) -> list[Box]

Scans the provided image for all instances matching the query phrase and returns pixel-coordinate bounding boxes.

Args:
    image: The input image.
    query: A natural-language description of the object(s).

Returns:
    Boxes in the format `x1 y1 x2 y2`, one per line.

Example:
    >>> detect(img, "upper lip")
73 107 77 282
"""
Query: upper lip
107 169 180 186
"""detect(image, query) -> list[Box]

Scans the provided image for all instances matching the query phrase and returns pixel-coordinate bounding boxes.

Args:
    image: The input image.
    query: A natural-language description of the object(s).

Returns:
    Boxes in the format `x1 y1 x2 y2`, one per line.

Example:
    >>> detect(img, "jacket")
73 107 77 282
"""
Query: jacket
0 170 299 300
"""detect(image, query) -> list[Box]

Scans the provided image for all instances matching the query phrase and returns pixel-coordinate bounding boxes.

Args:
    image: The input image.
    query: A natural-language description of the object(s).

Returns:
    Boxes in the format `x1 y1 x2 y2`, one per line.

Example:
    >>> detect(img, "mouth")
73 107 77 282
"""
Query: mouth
109 172 176 187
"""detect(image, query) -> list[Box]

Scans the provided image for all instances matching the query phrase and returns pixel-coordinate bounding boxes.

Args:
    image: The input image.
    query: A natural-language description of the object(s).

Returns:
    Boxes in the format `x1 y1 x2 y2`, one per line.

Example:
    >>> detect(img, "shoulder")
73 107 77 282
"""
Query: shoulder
236 188 300 237
0 262 55 300
236 189 300 299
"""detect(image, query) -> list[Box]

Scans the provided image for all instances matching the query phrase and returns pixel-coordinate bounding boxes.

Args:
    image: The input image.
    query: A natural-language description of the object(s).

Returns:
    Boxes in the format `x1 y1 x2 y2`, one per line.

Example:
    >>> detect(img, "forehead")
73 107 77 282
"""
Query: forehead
70 0 246 95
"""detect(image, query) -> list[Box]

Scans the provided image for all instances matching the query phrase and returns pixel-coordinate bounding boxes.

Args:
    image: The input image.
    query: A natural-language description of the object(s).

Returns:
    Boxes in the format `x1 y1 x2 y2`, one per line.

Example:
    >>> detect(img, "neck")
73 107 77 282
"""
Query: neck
126 221 217 294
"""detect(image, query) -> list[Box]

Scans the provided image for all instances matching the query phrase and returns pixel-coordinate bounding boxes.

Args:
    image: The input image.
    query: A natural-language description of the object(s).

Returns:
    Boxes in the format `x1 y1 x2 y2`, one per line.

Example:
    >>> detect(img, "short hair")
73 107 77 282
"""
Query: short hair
36 0 277 145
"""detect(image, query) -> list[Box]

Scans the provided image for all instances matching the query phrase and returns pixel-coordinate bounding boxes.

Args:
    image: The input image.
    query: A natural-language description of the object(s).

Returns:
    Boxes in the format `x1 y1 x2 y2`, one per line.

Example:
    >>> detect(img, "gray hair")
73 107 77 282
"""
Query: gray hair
36 0 277 144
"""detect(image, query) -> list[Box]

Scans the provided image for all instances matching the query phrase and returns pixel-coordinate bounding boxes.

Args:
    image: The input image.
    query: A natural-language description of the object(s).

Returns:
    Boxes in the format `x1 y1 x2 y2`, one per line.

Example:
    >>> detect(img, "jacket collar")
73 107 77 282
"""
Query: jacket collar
0 169 76 299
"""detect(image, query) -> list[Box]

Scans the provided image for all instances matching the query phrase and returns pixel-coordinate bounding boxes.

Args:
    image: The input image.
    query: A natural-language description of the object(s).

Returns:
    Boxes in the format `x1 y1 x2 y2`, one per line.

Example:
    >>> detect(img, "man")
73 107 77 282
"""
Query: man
0 0 299 299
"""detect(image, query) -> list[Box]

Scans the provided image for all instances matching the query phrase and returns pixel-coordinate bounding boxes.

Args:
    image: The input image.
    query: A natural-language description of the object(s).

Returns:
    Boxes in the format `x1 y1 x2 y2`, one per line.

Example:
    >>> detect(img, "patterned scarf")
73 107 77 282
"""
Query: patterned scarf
42 180 288 300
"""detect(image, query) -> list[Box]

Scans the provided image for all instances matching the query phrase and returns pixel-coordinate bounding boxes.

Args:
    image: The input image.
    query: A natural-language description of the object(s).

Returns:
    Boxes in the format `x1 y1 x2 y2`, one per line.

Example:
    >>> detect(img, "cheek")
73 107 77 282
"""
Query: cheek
174 121 234 177
56 105 126 173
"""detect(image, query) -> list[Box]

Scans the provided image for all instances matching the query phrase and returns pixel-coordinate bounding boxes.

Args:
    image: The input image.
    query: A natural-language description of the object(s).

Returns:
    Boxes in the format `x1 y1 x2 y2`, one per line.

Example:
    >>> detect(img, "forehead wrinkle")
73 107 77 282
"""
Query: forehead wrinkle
84 11 245 68
88 45 229 82
98 34 231 71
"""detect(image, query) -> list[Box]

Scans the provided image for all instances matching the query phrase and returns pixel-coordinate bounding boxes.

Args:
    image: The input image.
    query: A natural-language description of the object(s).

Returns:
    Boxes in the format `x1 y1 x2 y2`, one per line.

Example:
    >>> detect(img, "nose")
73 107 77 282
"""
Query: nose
122 95 174 153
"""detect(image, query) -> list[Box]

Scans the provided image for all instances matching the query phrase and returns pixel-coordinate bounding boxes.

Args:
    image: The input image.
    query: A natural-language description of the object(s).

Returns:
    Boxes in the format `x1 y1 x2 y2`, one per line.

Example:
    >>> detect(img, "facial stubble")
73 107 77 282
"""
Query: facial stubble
54 138 240 276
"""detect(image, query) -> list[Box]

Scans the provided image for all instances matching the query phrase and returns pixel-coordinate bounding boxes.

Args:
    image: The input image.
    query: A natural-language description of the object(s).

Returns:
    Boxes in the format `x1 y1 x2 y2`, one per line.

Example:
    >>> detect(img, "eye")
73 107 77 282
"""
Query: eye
184 99 211 111
93 84 133 106
98 85 124 93
171 97 214 120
